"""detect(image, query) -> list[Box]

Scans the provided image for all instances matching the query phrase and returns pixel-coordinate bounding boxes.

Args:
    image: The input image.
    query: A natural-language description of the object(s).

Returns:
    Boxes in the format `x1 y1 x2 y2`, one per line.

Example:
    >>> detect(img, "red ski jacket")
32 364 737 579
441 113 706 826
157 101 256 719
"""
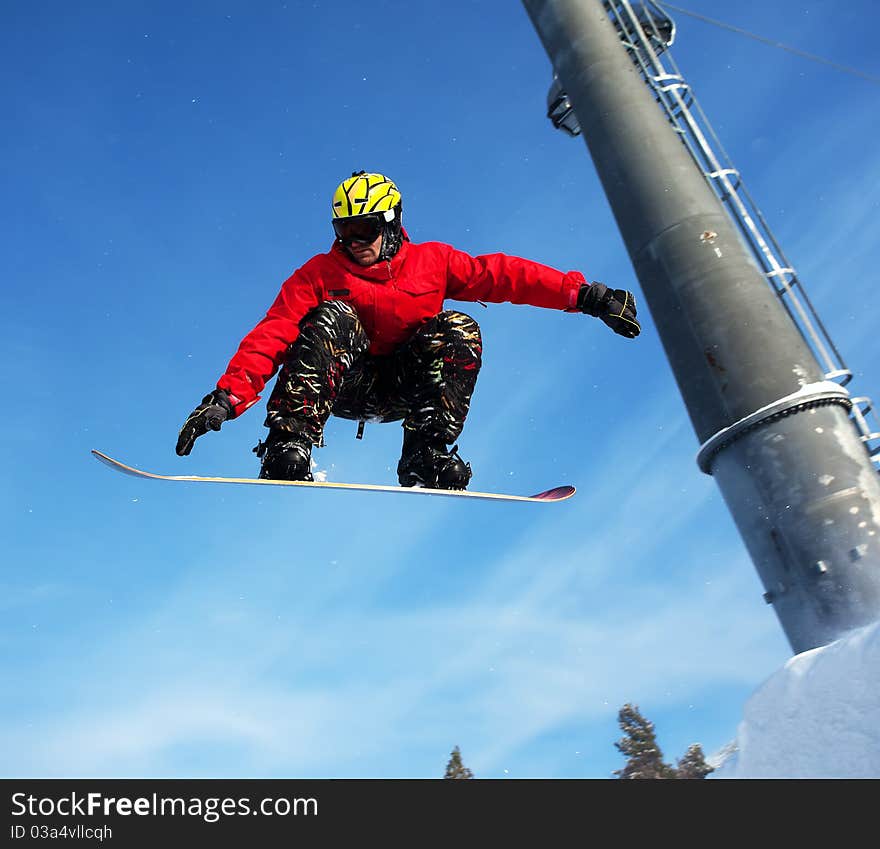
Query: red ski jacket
217 237 586 417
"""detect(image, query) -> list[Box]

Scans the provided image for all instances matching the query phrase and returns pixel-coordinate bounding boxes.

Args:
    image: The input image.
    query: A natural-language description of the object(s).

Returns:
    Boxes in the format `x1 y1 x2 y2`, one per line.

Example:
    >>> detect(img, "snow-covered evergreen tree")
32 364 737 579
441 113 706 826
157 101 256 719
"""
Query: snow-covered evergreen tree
676 743 714 779
444 745 474 779
613 703 677 779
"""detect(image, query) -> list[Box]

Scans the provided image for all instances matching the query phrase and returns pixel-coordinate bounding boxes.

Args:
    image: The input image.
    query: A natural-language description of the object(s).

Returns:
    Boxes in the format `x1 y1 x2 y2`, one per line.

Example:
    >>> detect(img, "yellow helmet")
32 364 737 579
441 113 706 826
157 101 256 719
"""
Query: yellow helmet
332 171 402 219
331 171 405 259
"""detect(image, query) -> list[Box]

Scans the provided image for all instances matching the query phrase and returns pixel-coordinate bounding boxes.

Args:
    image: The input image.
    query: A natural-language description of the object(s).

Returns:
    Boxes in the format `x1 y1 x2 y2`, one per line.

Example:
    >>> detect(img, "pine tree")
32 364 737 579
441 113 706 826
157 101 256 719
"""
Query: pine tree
444 746 474 779
676 743 714 779
613 703 677 779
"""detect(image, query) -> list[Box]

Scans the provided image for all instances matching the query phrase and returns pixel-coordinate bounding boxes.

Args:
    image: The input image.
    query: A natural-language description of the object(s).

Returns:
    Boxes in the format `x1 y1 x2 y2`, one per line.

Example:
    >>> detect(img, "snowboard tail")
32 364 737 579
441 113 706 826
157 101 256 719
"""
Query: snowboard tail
91 450 575 503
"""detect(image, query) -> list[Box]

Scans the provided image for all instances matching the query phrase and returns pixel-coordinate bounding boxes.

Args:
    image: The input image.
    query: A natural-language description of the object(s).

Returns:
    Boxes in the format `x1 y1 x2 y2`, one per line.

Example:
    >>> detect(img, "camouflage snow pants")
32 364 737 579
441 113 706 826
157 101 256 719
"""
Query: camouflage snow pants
264 300 483 446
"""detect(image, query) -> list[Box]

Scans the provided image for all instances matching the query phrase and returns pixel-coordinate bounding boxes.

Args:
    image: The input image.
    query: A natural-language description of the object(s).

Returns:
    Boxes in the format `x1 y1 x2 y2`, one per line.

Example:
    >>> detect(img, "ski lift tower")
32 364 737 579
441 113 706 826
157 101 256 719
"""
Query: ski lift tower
523 0 880 653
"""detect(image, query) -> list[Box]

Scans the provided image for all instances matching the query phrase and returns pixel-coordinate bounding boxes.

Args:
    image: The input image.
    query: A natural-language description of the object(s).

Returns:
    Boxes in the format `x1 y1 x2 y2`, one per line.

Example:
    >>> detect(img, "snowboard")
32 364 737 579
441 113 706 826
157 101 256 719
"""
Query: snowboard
91 450 576 504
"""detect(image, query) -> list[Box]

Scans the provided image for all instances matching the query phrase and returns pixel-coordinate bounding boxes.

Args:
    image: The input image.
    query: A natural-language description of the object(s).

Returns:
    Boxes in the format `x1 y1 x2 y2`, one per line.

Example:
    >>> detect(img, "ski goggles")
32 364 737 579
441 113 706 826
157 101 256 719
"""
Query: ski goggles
332 212 389 245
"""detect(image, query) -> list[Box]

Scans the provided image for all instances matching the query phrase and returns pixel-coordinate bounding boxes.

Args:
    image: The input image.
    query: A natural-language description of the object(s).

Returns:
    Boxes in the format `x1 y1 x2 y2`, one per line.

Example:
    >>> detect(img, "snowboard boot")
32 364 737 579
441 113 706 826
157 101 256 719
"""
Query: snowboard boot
254 430 314 481
397 429 472 490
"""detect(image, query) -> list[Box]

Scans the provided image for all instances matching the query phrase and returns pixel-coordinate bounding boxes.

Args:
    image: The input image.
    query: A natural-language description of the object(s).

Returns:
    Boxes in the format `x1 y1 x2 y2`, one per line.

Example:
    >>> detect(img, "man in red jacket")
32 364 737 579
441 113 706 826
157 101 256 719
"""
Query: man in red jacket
176 171 641 489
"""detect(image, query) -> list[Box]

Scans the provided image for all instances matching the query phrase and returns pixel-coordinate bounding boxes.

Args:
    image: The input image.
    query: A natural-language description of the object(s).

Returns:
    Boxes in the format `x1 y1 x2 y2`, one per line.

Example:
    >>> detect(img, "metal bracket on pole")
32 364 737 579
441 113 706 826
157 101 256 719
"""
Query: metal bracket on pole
696 381 853 474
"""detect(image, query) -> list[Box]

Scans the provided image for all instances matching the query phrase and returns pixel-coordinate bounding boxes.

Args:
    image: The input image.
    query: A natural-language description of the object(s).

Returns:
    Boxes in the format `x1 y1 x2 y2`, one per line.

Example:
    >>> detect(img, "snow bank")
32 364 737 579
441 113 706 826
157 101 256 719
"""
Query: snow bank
712 621 880 778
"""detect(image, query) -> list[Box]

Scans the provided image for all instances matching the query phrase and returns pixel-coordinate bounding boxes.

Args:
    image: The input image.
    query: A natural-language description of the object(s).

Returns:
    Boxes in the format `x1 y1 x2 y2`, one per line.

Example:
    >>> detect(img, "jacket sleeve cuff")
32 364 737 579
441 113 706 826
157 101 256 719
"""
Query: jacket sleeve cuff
563 270 587 311
217 388 259 419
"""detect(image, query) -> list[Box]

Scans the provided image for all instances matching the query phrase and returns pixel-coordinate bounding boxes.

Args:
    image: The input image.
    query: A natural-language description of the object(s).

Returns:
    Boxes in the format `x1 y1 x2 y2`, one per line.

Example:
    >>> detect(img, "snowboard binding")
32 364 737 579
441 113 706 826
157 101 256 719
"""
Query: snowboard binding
254 431 314 482
397 430 472 490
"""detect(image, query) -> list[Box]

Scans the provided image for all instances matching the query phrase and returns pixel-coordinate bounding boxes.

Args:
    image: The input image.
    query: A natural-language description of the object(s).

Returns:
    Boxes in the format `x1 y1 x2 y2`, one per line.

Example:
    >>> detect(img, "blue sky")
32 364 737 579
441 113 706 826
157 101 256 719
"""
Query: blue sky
2 0 878 778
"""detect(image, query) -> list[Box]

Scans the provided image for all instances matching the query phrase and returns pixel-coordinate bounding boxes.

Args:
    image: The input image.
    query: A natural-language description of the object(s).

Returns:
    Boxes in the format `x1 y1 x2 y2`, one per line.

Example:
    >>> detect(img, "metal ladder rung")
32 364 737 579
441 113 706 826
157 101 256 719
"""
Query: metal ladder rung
658 82 689 93
825 368 853 383
851 395 875 414
849 397 880 451
706 167 739 179
856 429 880 446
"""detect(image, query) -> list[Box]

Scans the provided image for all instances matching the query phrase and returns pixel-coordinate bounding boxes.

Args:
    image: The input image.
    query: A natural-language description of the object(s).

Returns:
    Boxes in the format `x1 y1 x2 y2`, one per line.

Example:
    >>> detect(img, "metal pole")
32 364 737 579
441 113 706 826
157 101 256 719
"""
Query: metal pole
522 0 880 652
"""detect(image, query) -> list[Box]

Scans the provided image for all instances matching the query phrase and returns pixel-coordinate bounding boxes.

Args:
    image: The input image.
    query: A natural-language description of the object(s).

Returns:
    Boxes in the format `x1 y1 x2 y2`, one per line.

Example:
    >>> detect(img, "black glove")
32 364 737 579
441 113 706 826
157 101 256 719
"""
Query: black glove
577 282 641 339
176 389 234 456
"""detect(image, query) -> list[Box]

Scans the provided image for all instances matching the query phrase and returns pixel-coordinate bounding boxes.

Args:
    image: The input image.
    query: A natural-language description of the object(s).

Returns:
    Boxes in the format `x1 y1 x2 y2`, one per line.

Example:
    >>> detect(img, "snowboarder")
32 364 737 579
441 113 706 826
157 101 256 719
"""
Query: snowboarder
175 171 641 489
